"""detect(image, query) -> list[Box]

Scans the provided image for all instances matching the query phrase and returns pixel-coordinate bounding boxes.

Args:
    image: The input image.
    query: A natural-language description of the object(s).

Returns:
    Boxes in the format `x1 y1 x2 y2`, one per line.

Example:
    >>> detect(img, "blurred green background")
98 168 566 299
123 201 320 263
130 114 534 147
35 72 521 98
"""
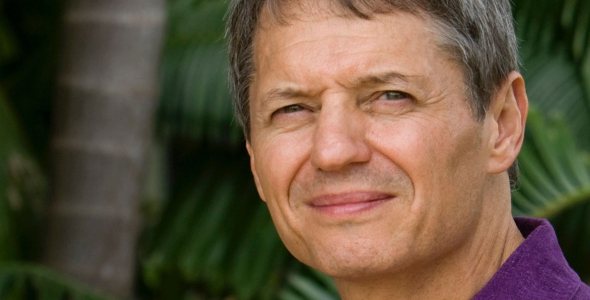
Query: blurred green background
0 0 589 299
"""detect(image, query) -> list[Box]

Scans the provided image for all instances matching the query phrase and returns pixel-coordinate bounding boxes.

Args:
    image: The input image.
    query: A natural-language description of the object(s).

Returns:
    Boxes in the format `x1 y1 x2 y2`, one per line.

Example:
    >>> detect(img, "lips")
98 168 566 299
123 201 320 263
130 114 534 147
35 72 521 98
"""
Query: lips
308 191 393 216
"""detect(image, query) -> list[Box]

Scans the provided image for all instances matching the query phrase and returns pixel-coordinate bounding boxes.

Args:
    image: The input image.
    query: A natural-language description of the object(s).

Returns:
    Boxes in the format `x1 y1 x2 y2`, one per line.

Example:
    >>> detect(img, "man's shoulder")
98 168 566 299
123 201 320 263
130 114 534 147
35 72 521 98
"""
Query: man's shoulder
472 217 590 300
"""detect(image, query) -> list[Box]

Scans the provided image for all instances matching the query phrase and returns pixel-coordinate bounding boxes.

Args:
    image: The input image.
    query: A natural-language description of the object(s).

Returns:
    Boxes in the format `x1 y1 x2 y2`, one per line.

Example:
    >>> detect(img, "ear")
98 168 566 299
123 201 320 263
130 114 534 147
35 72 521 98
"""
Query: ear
487 71 529 174
246 141 267 202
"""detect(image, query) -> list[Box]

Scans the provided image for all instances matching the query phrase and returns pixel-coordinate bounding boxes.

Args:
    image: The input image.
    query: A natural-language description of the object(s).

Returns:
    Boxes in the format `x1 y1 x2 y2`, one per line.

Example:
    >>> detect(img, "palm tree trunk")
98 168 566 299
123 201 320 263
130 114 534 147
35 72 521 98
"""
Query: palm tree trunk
43 0 165 297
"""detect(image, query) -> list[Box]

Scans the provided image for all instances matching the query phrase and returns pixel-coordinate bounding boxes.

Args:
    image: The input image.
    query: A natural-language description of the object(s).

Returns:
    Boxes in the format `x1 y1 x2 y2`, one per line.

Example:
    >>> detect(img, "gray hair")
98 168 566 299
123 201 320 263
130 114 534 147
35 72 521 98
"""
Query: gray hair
226 0 520 188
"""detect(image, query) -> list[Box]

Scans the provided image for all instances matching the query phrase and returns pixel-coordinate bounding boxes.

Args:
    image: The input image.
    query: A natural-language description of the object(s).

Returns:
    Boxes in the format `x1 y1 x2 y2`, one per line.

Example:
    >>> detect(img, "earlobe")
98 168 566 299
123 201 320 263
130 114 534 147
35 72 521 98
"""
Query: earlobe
246 141 267 202
487 71 529 174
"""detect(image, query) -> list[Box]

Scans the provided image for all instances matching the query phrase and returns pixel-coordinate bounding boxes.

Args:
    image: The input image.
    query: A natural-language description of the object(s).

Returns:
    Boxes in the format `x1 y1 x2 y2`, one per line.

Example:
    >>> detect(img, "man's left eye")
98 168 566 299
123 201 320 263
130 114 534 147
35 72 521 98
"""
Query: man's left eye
379 91 408 100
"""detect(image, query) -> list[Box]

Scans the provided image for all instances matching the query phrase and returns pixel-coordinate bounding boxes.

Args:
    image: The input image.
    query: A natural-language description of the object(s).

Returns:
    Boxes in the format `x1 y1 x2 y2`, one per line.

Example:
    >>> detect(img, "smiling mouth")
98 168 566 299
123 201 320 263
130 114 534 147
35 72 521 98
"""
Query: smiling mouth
308 191 393 217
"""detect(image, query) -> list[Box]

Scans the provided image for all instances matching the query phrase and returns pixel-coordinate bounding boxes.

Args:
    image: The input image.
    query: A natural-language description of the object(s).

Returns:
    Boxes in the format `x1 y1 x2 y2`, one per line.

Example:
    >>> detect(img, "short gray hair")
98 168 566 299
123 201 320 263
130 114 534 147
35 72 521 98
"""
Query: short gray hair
226 0 520 187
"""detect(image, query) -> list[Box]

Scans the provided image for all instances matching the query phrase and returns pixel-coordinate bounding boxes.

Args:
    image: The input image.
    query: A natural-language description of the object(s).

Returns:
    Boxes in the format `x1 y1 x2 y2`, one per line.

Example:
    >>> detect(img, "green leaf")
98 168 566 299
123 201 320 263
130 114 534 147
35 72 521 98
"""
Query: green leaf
0 90 30 262
0 16 18 63
32 276 66 300
157 0 242 145
0 263 117 300
281 273 339 300
514 110 590 219
140 145 287 299
515 0 590 149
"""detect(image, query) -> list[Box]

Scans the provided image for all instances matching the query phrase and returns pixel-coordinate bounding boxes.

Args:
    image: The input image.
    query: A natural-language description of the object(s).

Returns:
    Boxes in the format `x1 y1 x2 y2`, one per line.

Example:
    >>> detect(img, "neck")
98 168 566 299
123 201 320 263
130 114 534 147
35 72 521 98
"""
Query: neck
334 179 524 300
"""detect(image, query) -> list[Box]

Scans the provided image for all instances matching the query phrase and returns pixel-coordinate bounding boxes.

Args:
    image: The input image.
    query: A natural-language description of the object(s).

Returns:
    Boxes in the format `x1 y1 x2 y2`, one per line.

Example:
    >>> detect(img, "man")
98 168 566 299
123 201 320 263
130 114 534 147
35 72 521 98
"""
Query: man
226 0 590 299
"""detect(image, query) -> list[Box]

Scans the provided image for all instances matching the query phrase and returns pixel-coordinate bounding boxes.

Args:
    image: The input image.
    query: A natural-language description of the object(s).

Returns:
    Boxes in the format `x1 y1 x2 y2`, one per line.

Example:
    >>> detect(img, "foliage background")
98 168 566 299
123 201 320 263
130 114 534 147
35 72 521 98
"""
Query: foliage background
0 0 589 299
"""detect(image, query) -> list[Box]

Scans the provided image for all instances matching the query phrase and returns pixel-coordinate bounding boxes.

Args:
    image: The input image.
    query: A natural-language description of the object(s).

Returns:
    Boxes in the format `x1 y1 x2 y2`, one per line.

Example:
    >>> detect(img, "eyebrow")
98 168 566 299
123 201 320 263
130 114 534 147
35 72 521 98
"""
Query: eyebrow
264 88 307 101
356 71 410 85
260 87 310 109
259 71 417 106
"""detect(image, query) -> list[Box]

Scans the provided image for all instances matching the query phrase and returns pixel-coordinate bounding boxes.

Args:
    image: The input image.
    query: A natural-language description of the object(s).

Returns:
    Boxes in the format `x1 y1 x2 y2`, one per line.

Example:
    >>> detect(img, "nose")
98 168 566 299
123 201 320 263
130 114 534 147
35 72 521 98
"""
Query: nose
311 102 372 171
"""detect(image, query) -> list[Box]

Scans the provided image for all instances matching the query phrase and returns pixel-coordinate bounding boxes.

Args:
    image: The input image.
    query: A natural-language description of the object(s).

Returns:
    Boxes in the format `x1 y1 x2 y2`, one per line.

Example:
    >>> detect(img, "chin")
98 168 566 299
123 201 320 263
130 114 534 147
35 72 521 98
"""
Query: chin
311 254 405 281
301 237 414 280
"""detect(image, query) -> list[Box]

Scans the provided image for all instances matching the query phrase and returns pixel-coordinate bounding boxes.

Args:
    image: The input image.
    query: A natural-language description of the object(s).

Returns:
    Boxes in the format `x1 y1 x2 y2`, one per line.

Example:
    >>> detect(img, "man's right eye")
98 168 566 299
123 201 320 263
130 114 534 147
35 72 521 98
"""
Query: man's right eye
279 104 305 114
269 104 314 128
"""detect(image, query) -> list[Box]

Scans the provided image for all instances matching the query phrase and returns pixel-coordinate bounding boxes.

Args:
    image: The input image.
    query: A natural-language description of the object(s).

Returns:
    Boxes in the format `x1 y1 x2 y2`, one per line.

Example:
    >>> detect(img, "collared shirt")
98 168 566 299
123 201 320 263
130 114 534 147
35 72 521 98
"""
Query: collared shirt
472 217 590 299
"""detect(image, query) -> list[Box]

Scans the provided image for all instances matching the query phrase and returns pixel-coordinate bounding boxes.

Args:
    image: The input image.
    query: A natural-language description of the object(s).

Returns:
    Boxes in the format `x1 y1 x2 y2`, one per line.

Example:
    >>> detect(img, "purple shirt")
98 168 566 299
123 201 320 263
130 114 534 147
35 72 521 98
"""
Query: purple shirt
472 217 590 299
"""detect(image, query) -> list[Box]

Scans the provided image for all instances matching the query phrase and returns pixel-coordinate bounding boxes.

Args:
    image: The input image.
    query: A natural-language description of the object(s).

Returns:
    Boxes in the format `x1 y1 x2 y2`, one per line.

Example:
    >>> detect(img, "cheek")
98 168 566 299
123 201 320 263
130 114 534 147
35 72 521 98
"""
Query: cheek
254 131 311 200
367 115 488 257
368 115 485 216
251 130 314 258
368 117 450 192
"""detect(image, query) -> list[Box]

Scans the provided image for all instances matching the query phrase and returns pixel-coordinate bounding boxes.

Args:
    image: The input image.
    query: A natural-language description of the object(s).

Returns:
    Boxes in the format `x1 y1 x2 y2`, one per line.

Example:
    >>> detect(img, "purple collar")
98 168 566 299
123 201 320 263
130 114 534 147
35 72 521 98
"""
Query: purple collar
472 217 590 299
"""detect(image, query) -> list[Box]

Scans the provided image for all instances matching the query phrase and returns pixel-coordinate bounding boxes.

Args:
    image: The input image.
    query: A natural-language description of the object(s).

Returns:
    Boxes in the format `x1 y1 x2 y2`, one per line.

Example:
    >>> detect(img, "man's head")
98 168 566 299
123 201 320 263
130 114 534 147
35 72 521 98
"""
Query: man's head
227 0 521 186
227 0 527 284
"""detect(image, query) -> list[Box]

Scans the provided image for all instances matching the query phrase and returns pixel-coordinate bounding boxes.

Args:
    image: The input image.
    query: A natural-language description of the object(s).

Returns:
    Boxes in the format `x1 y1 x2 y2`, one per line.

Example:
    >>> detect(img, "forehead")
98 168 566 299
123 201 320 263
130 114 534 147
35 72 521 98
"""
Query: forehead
254 1 428 48
250 4 456 94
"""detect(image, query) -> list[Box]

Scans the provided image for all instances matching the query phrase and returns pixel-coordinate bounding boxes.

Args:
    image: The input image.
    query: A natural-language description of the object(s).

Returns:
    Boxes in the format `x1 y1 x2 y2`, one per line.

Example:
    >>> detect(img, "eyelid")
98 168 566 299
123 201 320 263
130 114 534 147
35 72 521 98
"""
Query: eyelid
271 103 307 118
282 104 305 113
363 91 409 105
376 90 410 100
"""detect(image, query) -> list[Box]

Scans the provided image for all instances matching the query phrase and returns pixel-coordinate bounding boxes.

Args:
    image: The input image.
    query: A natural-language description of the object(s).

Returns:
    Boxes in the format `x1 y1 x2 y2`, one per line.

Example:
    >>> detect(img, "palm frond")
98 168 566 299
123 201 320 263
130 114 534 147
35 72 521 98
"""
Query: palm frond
158 44 241 144
140 145 289 300
0 0 60 159
157 0 241 145
519 44 590 150
278 270 340 300
0 90 46 262
514 0 590 64
166 0 228 46
0 15 18 64
0 263 117 300
515 0 590 150
0 90 24 262
512 110 590 219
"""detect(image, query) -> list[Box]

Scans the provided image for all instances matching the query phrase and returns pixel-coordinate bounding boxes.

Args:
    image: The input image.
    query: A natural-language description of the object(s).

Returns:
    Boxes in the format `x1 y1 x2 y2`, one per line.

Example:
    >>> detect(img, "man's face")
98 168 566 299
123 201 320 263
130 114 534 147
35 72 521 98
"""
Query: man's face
247 7 495 279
